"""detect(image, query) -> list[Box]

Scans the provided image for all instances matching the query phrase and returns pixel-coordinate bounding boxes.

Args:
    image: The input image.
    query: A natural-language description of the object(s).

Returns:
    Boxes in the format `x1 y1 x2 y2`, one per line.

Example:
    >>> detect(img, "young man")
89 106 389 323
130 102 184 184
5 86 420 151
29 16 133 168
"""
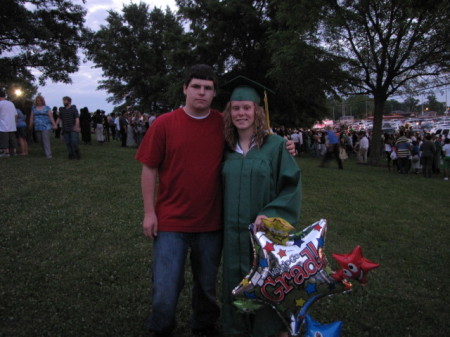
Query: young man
136 65 223 337
320 126 343 169
58 96 81 159
0 90 18 158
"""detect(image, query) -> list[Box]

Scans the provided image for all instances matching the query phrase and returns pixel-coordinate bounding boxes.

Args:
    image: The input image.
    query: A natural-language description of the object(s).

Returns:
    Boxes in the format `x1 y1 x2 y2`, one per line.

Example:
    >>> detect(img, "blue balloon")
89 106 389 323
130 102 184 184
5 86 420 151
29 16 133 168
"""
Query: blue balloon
304 314 342 337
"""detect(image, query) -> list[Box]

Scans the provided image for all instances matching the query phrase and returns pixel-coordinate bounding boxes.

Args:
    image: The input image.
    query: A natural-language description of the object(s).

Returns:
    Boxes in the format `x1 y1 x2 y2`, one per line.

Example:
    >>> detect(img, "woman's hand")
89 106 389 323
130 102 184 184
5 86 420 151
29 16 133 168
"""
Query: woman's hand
253 215 268 232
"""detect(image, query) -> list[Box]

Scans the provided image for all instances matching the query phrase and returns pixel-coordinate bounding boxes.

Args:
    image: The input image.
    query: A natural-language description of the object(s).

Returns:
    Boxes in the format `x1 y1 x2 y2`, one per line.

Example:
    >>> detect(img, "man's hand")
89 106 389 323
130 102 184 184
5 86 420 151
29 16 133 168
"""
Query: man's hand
286 140 296 156
143 212 158 239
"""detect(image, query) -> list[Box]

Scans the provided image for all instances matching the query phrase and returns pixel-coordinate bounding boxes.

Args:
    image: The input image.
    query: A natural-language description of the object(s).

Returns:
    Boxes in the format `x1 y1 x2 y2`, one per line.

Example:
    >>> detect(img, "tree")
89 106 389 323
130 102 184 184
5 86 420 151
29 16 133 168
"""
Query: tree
176 0 342 126
0 0 87 89
268 1 350 126
276 0 450 163
402 96 420 114
424 93 446 115
176 0 277 108
84 3 188 112
384 99 403 114
322 0 449 162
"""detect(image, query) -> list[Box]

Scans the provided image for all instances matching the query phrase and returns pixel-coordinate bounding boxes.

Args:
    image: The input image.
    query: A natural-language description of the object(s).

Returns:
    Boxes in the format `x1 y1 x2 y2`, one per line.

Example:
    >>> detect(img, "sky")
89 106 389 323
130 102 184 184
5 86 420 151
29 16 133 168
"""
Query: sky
36 0 177 113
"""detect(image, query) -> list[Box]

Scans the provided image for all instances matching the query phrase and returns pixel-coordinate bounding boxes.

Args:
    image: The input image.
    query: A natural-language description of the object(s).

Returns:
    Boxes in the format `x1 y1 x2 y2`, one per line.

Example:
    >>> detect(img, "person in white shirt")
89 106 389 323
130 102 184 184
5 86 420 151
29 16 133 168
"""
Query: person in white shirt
358 131 370 164
0 90 18 158
290 130 301 156
442 138 450 180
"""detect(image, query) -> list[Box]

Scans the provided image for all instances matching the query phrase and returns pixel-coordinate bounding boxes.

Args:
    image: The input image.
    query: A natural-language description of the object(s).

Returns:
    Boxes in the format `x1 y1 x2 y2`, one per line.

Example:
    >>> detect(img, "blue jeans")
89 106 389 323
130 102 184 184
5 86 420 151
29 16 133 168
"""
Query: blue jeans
63 131 79 157
147 230 222 334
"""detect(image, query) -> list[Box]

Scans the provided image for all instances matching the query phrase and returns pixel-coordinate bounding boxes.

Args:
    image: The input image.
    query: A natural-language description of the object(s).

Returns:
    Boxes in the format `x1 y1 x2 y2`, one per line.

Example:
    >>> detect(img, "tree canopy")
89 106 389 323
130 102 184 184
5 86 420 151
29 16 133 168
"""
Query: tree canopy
274 0 450 162
0 0 87 95
176 0 277 109
84 3 188 113
80 0 450 138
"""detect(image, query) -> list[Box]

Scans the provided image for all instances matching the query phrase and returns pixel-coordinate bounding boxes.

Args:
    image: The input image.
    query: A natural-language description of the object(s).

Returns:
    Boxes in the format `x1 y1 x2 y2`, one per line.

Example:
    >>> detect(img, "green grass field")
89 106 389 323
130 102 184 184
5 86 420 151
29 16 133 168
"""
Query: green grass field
1 138 449 337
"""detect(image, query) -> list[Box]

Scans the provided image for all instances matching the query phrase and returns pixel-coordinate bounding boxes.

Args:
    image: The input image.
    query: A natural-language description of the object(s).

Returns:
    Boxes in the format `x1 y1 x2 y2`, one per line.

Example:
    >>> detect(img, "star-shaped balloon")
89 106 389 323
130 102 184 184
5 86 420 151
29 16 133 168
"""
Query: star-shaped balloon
232 219 352 336
304 314 342 337
331 245 380 285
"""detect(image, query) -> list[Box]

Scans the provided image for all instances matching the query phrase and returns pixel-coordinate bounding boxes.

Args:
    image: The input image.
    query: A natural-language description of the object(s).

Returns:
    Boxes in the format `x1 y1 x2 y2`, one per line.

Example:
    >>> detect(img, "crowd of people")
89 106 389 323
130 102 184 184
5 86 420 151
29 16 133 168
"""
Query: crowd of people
78 108 157 148
2 87 449 182
2 88 448 181
0 92 80 159
0 90 158 159
271 126 450 180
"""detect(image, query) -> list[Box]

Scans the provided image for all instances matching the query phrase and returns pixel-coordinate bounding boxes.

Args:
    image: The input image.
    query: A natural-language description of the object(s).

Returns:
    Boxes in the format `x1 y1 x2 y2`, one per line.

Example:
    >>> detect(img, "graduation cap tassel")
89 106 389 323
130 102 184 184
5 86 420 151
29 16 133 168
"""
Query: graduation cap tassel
263 90 272 134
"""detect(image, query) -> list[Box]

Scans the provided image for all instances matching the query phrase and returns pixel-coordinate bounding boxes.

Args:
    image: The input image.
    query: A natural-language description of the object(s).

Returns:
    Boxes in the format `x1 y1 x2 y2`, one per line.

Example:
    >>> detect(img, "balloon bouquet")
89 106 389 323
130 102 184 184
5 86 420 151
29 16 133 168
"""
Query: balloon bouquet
232 218 379 337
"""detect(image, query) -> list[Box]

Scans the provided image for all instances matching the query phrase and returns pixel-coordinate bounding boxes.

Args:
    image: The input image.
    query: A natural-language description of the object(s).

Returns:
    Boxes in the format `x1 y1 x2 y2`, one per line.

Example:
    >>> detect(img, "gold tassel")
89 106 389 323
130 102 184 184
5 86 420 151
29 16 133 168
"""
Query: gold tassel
264 90 272 134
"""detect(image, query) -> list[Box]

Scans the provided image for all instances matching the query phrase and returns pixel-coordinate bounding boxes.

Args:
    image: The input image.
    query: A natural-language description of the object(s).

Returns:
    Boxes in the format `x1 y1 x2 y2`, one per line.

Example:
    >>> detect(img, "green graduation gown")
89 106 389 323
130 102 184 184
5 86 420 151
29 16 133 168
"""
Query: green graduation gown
221 134 302 336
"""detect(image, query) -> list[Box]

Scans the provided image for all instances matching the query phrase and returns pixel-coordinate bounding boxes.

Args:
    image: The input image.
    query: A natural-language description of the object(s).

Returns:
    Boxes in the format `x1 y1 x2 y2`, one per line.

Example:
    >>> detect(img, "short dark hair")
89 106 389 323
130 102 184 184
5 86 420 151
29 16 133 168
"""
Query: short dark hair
183 64 218 89
62 96 72 102
0 90 6 98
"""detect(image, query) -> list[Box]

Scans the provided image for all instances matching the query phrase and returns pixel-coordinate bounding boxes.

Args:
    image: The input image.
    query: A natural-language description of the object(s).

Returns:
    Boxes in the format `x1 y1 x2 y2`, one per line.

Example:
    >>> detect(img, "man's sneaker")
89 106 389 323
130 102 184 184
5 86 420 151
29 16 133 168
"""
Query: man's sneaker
444 177 449 181
0 152 10 158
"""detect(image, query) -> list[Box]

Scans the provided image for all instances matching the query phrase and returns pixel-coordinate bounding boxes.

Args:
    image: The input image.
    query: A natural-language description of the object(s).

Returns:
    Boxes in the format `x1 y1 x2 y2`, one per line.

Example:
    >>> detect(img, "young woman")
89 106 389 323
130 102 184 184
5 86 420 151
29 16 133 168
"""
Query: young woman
221 81 301 337
29 95 57 158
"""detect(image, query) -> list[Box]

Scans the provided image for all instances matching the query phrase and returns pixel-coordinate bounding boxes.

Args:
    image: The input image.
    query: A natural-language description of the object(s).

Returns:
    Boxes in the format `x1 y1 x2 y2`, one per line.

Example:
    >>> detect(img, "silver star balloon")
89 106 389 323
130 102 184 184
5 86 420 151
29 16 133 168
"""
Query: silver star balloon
232 219 352 336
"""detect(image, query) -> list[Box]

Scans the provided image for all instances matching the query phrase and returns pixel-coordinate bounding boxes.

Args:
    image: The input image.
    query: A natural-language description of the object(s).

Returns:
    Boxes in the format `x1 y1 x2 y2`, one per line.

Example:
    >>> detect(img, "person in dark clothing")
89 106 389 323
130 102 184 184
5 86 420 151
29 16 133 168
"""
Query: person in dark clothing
92 109 105 143
420 134 436 178
119 111 127 147
108 114 116 140
58 96 81 159
79 107 92 145
102 111 110 142
52 106 61 138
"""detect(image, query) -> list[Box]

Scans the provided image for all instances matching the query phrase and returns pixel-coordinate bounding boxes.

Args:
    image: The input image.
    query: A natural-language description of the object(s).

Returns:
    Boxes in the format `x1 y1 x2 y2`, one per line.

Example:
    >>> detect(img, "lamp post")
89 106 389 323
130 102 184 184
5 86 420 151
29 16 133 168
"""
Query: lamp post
13 88 23 99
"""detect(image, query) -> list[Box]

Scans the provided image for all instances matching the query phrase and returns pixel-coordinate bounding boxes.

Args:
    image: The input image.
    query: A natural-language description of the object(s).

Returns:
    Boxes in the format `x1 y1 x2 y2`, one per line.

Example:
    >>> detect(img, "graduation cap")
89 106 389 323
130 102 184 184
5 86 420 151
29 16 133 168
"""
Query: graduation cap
222 75 275 132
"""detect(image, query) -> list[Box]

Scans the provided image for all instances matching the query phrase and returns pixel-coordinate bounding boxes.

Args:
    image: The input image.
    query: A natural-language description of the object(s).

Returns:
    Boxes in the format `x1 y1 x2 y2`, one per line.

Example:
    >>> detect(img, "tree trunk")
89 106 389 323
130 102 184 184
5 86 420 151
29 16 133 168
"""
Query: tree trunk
369 97 386 165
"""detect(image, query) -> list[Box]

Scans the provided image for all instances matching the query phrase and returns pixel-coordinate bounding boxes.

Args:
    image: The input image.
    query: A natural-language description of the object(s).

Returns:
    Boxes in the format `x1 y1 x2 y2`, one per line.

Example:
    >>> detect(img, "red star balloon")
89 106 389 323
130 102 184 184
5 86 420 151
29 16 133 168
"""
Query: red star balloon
331 245 380 285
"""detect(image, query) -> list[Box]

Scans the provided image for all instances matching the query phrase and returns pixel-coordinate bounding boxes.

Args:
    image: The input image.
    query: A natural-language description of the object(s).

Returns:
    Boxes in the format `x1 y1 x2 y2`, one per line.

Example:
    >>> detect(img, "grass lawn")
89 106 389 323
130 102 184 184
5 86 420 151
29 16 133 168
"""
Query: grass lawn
1 138 449 337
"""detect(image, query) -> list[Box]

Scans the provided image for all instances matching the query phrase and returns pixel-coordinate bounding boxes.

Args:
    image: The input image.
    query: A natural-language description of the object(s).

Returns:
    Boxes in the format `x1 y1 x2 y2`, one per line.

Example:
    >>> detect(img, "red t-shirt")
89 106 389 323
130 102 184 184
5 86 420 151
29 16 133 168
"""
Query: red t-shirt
136 108 224 232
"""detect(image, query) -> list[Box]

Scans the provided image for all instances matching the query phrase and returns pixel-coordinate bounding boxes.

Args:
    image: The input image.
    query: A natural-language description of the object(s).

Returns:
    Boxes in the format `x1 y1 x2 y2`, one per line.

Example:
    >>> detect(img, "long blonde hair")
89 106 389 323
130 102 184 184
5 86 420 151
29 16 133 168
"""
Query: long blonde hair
34 95 46 106
223 101 268 150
